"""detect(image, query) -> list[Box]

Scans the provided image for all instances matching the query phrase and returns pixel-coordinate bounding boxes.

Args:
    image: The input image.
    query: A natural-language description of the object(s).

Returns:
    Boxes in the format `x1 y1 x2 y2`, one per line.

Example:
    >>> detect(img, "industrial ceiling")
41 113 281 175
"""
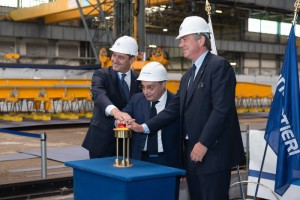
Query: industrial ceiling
143 0 297 36
7 0 299 38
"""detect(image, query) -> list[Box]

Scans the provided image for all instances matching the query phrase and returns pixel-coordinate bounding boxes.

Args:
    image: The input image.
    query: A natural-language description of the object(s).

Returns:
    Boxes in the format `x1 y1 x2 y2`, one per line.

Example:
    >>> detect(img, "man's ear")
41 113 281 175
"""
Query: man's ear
199 35 205 46
129 56 135 65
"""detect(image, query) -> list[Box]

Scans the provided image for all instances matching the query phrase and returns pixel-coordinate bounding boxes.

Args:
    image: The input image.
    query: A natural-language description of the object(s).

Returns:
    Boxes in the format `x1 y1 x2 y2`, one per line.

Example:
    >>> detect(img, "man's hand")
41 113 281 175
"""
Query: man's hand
115 118 135 127
127 121 144 133
190 142 207 163
111 108 132 122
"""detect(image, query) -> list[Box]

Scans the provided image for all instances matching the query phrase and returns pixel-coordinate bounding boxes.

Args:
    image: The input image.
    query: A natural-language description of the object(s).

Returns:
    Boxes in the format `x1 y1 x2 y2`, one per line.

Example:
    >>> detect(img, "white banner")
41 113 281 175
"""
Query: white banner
248 129 300 200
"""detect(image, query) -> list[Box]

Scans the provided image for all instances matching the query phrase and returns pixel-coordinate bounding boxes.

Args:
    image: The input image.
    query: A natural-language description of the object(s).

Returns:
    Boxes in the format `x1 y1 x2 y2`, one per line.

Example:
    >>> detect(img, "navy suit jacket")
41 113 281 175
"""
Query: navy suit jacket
146 52 245 174
82 66 141 157
122 91 182 168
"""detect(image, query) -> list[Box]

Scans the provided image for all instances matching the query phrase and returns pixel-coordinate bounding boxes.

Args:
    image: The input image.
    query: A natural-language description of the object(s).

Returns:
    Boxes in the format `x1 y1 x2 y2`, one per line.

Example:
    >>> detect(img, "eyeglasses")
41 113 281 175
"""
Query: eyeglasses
139 82 163 92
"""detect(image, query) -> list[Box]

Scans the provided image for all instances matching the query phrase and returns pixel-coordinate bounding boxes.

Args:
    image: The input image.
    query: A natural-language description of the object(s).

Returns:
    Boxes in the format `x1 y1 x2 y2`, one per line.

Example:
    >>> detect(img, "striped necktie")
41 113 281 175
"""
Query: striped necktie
121 73 130 102
187 64 197 91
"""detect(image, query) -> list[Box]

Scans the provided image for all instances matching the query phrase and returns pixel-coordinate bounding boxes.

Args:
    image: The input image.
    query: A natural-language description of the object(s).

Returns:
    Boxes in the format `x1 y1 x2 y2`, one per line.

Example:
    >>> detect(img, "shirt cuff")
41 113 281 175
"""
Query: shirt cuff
105 105 117 116
142 123 150 134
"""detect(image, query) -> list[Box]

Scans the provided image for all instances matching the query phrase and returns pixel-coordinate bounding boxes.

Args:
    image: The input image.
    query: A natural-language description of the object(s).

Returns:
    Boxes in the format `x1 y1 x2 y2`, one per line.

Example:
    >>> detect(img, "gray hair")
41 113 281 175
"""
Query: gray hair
193 33 211 51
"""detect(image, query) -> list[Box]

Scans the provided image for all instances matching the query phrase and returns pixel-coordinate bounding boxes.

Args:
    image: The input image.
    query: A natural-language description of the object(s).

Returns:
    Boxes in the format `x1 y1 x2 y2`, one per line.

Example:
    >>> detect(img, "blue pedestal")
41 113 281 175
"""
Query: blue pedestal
65 157 185 200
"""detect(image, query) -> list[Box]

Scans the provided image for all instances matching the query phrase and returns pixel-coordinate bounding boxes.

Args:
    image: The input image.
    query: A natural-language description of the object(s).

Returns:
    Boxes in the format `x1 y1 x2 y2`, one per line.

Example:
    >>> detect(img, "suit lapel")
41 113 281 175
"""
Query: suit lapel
180 72 190 112
110 67 120 91
110 67 127 102
142 96 151 121
181 69 192 101
166 91 171 105
130 69 138 97
162 91 172 139
184 52 211 105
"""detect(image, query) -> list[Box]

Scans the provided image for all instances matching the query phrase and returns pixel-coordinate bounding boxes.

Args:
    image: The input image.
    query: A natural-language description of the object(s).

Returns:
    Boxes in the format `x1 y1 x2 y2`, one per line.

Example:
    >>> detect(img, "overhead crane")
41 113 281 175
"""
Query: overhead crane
8 0 113 24
7 0 184 62
8 0 183 24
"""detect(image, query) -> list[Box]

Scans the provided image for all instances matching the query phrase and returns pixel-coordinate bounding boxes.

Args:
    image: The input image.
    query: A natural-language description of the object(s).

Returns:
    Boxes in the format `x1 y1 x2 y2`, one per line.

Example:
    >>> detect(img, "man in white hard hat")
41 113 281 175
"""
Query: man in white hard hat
121 61 182 168
120 61 182 200
82 35 141 158
127 16 245 200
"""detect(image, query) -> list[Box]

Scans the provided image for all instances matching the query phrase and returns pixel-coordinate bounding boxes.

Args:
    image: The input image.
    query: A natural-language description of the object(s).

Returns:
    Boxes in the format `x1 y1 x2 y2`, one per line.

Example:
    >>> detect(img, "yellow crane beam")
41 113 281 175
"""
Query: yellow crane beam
44 5 111 24
145 0 183 6
9 0 183 24
9 0 112 22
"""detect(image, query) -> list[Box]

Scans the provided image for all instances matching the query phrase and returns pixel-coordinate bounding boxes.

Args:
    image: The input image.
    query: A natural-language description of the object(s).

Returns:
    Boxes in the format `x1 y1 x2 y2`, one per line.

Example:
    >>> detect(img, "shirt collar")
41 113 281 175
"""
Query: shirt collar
193 50 209 70
118 70 131 79
156 90 167 105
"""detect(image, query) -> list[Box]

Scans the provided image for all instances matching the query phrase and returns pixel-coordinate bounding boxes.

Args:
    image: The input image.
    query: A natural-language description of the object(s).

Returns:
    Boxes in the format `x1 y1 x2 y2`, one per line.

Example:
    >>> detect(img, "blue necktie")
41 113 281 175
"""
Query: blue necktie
121 73 130 102
188 64 196 89
147 101 159 155
187 64 197 96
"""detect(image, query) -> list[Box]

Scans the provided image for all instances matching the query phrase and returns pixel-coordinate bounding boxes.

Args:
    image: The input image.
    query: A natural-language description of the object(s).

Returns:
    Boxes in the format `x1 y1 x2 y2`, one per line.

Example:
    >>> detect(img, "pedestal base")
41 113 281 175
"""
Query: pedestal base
65 157 185 200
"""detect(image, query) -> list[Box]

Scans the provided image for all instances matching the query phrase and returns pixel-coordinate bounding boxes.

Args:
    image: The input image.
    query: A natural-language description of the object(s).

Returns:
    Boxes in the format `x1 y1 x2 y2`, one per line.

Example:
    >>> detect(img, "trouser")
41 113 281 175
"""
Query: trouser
184 141 231 200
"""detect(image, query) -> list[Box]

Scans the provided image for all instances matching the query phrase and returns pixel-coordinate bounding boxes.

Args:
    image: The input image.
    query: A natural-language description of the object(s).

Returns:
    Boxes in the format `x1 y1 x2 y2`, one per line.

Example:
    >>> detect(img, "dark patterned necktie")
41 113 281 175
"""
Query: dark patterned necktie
147 100 159 154
121 73 130 102
188 64 197 90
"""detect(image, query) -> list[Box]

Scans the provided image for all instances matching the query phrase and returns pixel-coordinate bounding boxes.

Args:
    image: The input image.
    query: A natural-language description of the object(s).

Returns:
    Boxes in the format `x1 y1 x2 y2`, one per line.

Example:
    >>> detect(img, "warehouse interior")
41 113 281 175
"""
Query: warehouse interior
0 0 298 74
0 0 296 118
0 0 299 199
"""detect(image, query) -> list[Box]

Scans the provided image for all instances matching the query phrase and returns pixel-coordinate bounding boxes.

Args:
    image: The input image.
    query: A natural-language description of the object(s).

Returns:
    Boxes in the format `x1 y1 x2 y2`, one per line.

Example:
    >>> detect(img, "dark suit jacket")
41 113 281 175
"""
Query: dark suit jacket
122 91 182 169
82 66 141 157
146 52 245 174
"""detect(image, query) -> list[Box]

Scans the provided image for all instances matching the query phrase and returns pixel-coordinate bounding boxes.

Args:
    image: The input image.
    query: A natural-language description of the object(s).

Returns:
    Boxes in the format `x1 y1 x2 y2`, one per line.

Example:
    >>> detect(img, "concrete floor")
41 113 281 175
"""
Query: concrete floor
0 126 88 185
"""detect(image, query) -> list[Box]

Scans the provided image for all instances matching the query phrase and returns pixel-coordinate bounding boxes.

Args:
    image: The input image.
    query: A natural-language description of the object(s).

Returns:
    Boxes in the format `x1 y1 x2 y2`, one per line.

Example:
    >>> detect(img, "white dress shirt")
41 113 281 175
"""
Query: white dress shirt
143 90 167 153
105 70 131 116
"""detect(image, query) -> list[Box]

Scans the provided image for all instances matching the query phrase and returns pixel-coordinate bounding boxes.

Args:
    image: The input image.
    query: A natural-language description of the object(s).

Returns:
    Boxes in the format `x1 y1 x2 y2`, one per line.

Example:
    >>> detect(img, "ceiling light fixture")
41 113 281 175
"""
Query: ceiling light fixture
149 44 157 48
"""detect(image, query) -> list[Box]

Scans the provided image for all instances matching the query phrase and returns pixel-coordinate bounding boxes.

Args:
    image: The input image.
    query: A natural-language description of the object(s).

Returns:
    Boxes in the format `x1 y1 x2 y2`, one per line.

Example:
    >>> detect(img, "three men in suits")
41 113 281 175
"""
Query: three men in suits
82 36 141 158
121 61 182 169
127 16 245 200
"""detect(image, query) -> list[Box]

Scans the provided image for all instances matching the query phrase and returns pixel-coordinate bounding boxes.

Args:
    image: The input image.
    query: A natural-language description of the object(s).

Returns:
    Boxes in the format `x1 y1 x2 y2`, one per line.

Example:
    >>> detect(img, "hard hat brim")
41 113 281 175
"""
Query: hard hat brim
109 47 138 56
176 31 211 40
137 77 168 81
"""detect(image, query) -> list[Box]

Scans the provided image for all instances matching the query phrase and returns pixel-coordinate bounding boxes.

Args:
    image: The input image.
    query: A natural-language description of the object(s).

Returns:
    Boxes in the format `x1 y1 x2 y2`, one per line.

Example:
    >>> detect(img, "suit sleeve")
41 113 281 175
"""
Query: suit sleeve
121 95 135 116
199 59 237 148
146 90 180 133
91 69 114 114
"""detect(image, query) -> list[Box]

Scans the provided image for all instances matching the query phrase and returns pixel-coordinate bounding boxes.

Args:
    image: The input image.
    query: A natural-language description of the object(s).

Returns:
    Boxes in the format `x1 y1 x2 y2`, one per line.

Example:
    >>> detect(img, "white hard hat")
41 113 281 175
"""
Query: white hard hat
176 16 210 39
137 62 168 82
109 35 138 56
